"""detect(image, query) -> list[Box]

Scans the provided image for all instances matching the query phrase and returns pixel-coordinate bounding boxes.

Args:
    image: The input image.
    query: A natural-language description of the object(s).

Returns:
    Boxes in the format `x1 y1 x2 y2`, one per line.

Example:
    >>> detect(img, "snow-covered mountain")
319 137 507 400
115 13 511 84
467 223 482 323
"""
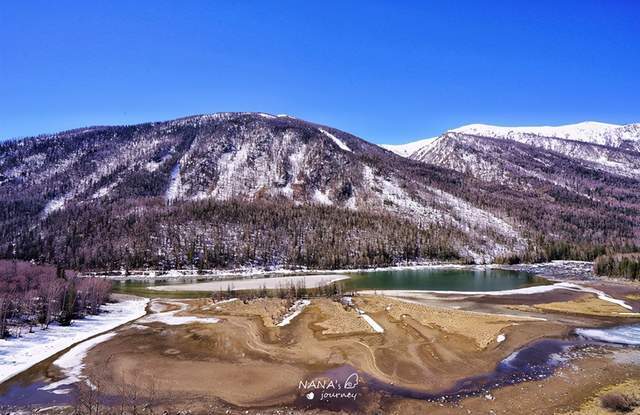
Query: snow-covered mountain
0 112 532 266
388 121 640 178
380 137 437 157
1 114 639 269
451 121 640 150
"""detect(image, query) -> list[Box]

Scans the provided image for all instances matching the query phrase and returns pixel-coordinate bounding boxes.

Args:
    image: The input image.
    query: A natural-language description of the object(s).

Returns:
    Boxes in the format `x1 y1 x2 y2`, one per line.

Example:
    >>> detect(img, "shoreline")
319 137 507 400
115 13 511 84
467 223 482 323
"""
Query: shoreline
0 296 148 386
88 260 601 283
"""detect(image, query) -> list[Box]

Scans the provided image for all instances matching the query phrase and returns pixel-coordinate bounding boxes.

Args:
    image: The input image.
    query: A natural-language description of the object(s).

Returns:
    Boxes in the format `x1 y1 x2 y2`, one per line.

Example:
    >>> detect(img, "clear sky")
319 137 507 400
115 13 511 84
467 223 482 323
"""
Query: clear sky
1 1 639 144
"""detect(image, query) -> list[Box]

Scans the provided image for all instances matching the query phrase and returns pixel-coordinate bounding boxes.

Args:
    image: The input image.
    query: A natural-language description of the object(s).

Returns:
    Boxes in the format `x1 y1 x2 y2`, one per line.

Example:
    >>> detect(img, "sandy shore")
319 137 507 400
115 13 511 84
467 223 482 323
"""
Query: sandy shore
148 274 350 291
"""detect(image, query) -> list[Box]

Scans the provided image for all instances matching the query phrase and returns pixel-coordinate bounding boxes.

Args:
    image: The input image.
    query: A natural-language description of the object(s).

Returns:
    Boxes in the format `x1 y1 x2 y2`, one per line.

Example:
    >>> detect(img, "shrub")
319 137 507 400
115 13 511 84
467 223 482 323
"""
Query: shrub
601 393 638 413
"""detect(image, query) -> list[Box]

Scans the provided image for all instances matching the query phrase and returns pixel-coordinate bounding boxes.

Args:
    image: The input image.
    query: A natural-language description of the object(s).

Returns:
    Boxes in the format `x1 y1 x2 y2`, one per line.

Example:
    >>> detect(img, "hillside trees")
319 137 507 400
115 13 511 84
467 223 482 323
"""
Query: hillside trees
594 253 640 280
0 260 112 338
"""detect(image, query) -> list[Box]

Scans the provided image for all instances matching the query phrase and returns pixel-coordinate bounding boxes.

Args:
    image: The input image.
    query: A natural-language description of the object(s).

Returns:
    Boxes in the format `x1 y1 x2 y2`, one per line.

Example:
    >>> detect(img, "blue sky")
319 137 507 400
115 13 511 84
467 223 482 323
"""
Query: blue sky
1 1 639 144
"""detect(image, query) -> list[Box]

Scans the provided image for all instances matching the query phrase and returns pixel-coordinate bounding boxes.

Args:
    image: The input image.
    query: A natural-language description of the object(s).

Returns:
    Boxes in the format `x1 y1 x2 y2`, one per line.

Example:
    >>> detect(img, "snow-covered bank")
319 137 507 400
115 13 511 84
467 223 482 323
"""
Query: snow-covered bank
360 314 384 333
40 332 117 394
149 274 350 292
83 262 468 282
492 260 594 280
576 324 640 346
341 296 385 333
140 300 219 325
362 281 633 310
0 297 148 385
277 299 310 327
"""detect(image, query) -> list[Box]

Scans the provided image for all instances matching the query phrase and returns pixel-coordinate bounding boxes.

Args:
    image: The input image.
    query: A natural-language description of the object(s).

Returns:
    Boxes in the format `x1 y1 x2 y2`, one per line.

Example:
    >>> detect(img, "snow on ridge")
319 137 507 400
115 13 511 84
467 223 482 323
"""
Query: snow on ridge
450 121 638 147
370 282 633 310
319 128 352 152
380 137 438 158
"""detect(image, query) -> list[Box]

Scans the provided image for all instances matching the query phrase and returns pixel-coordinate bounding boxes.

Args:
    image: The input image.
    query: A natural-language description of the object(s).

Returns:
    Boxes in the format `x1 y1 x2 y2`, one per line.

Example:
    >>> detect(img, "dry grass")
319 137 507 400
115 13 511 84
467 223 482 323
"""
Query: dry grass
312 298 374 335
196 298 292 327
530 295 636 317
561 379 640 414
355 296 530 348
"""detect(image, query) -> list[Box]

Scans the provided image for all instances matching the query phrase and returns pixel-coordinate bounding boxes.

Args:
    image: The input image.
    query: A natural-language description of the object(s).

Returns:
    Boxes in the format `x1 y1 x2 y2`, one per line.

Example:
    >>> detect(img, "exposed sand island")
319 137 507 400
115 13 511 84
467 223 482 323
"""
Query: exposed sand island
148 274 350 291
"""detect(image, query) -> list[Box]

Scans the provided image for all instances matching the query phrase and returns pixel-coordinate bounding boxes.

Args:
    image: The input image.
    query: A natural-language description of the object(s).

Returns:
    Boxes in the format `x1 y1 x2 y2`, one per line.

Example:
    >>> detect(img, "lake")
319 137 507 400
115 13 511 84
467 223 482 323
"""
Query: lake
112 267 548 296
342 267 548 291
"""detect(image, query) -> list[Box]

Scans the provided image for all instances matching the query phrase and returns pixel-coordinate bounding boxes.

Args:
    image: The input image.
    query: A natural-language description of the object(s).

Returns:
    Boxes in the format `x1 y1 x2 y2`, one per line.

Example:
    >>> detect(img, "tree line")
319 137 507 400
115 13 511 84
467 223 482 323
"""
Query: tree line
593 253 640 280
0 260 112 339
10 199 463 271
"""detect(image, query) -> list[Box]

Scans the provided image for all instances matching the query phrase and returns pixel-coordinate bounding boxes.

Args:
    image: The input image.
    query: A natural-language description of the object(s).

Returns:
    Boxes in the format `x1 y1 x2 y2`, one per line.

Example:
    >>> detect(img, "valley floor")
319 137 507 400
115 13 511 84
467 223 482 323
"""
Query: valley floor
1 263 640 414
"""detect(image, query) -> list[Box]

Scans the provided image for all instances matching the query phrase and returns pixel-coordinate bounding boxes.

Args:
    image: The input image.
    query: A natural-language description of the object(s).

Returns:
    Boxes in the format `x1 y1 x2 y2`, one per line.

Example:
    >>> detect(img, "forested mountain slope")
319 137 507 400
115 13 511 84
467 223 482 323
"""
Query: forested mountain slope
2 113 638 270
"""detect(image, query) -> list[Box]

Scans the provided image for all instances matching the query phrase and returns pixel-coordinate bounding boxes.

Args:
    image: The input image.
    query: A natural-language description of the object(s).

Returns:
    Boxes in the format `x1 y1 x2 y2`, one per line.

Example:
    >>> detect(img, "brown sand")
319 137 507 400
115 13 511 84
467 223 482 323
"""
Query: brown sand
508 294 640 318
197 297 292 327
82 295 568 410
383 349 640 415
532 294 638 316
311 298 375 335
355 295 540 348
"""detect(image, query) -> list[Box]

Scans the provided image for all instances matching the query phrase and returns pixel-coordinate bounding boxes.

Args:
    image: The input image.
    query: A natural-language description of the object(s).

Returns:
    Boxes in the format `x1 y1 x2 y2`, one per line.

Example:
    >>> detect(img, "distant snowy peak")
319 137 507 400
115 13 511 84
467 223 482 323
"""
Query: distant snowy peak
451 121 640 149
381 137 438 157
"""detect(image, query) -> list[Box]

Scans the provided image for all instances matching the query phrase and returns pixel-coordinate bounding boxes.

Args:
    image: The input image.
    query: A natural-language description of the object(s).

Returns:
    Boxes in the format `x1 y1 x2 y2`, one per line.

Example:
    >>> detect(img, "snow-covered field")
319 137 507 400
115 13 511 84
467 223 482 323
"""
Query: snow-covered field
149 274 350 291
0 297 148 385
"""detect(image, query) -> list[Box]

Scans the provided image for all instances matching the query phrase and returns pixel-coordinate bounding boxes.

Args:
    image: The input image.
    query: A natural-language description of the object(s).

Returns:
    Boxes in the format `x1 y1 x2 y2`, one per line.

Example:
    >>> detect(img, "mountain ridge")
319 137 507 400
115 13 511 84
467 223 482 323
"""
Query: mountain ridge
383 121 640 157
2 113 639 270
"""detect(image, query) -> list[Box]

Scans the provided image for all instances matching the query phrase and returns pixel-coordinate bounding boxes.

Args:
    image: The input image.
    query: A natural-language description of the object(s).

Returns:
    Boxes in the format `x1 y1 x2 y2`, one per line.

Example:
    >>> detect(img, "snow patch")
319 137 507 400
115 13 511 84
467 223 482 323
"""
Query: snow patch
576 324 640 346
92 182 118 199
140 300 220 326
165 162 182 201
313 189 333 205
360 314 384 333
381 137 438 158
277 299 310 327
0 297 148 384
42 197 66 216
319 129 352 152
40 332 116 392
